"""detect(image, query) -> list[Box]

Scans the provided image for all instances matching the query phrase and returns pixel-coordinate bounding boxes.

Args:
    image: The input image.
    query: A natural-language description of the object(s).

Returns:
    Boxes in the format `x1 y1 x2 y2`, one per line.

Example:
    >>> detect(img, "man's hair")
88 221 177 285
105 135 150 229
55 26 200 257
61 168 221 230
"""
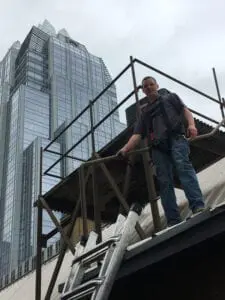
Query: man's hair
141 76 157 87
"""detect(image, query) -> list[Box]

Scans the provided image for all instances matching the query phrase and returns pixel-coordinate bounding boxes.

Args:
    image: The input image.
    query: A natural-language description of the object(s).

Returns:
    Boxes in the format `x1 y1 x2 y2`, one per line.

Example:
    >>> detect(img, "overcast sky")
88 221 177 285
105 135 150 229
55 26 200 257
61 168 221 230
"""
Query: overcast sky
0 0 225 123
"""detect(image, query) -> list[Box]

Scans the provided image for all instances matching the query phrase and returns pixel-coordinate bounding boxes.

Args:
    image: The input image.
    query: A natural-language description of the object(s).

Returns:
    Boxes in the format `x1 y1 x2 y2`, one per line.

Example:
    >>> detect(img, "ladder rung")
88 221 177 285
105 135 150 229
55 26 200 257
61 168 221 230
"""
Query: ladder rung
81 247 108 266
61 278 104 300
62 207 141 300
62 286 95 300
84 265 100 281
72 236 120 266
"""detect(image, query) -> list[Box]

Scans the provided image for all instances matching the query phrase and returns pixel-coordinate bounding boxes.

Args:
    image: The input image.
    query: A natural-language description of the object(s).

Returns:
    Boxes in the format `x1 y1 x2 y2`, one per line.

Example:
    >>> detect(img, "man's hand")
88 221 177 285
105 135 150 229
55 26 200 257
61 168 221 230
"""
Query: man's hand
184 108 198 138
116 134 141 157
187 125 198 138
117 147 128 157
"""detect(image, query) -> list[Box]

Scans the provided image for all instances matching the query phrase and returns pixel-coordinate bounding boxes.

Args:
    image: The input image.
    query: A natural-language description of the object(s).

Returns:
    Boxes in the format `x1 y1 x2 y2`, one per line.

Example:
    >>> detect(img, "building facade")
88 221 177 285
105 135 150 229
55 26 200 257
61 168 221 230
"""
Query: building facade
0 20 124 277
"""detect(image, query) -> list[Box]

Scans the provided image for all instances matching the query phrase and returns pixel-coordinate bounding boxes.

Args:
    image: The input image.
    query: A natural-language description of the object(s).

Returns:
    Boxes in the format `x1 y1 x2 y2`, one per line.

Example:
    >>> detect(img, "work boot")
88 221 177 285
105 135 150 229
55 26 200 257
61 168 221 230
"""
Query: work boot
192 206 205 215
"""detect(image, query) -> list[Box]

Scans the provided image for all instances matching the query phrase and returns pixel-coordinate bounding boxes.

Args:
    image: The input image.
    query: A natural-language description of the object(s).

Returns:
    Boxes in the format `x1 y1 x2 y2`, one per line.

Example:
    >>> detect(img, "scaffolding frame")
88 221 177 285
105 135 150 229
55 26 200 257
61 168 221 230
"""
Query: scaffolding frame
34 57 225 300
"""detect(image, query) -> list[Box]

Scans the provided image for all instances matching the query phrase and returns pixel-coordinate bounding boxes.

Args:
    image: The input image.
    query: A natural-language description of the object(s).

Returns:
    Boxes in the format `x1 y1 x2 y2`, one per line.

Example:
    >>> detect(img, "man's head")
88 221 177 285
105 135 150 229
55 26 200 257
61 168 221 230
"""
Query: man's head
141 76 159 98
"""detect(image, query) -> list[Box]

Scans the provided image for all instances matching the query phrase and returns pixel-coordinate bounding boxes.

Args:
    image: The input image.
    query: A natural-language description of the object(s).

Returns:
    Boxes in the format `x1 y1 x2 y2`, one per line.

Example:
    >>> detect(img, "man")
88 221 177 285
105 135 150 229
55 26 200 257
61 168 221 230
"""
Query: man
119 76 205 226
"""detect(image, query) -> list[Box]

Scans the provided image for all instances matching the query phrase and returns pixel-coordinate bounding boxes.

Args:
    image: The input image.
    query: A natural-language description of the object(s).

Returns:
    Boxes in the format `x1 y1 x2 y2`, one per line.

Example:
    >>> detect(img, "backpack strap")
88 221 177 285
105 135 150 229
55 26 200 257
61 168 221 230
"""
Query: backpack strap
158 94 185 136
158 96 173 133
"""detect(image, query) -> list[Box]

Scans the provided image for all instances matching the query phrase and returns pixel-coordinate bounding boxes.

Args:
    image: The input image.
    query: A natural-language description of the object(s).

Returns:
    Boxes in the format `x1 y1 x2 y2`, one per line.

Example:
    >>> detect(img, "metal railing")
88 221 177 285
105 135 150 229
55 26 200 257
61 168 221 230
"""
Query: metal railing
42 58 224 180
35 56 225 300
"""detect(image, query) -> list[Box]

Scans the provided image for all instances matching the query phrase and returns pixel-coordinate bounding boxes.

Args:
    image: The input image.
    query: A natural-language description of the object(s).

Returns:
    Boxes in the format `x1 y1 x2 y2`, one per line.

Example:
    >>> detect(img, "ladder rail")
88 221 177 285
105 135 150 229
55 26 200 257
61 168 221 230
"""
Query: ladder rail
61 204 142 300
91 204 141 300
62 279 103 300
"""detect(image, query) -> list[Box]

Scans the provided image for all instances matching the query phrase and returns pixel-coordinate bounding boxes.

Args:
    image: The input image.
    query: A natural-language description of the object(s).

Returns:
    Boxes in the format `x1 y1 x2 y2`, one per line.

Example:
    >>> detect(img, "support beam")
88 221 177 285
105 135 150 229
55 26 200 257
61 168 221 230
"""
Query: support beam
92 162 102 242
40 196 75 255
44 167 92 300
79 166 88 240
44 200 80 300
95 153 146 240
123 156 135 198
43 216 71 241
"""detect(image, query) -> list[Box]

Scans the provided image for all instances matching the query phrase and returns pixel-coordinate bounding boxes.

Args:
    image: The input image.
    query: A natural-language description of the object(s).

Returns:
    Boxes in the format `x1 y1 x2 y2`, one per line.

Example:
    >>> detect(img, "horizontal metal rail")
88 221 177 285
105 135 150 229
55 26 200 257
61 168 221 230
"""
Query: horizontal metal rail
188 116 225 142
92 90 135 131
82 147 151 168
44 105 90 152
190 109 225 126
44 61 132 152
43 89 136 175
135 58 221 105
45 149 86 162
44 131 92 175
44 173 64 180
79 117 225 168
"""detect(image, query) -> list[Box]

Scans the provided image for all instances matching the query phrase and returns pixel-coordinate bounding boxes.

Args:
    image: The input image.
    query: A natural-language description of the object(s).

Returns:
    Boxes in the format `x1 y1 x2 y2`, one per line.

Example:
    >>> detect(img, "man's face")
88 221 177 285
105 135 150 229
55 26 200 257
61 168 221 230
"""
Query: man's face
142 78 159 98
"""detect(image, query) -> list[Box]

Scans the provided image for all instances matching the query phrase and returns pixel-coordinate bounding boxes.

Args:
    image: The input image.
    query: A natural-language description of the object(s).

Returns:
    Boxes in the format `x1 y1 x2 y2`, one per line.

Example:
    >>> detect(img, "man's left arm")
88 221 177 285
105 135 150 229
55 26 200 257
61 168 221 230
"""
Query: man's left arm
183 107 198 138
171 93 198 138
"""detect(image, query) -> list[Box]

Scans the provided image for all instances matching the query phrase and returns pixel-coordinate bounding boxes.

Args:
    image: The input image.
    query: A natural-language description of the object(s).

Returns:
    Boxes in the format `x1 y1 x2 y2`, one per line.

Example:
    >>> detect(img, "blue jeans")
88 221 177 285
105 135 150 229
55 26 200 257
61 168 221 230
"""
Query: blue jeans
152 135 204 225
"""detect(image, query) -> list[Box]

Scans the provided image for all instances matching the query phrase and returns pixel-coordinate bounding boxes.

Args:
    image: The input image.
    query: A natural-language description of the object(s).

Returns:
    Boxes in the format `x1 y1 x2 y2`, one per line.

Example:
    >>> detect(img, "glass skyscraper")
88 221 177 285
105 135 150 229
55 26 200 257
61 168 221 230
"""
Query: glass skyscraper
0 20 124 278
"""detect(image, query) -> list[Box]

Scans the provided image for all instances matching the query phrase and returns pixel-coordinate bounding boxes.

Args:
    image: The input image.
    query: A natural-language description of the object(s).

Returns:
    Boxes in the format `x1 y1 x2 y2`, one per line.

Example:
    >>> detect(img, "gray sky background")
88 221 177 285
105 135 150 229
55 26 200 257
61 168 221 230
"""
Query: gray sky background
0 0 225 123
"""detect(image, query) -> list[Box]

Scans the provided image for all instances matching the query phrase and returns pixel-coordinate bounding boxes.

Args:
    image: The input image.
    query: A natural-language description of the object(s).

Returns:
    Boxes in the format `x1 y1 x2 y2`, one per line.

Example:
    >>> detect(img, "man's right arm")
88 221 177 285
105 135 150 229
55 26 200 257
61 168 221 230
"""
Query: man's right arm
118 111 146 156
119 134 142 155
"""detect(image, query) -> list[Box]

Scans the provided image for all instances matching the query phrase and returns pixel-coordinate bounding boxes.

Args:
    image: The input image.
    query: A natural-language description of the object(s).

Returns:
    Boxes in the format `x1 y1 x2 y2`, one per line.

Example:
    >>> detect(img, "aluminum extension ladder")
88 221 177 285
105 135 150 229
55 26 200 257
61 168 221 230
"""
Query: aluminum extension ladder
61 203 142 300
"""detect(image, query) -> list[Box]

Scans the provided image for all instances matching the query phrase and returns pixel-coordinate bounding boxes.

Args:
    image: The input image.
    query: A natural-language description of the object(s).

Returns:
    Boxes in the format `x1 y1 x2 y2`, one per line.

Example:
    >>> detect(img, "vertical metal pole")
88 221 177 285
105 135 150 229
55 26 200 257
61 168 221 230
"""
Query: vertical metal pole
123 163 133 197
119 157 135 215
45 167 92 300
35 146 43 300
89 101 102 241
89 100 96 154
222 98 225 112
79 165 88 239
212 67 225 119
130 56 161 231
44 200 81 300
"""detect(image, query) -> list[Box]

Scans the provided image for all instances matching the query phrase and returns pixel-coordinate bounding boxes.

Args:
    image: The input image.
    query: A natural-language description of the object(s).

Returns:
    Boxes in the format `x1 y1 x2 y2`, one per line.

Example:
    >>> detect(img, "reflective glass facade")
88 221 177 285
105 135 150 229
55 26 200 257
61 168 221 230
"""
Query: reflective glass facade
0 21 124 278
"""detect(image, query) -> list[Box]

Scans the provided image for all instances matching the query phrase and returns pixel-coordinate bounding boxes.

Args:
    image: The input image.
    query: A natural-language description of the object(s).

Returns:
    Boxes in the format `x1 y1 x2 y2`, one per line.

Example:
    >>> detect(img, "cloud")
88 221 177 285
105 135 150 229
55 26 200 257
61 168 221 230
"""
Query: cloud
0 0 225 122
